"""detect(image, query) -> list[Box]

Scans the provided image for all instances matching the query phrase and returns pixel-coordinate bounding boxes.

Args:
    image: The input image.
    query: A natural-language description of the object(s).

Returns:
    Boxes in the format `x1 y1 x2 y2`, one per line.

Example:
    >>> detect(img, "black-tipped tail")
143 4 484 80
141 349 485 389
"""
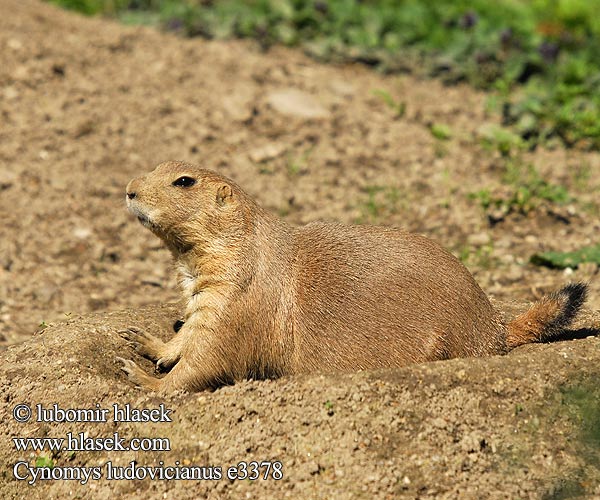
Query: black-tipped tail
507 282 588 349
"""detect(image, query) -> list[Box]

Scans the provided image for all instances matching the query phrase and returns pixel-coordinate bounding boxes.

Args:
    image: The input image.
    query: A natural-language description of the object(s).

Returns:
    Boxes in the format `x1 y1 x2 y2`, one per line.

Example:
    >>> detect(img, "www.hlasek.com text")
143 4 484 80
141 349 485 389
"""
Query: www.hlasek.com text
13 431 170 452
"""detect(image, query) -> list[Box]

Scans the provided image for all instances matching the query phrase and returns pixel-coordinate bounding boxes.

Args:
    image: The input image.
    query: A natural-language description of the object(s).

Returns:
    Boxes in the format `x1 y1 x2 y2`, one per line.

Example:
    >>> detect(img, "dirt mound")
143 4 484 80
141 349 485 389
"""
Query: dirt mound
1 304 600 499
2 0 600 497
2 0 600 345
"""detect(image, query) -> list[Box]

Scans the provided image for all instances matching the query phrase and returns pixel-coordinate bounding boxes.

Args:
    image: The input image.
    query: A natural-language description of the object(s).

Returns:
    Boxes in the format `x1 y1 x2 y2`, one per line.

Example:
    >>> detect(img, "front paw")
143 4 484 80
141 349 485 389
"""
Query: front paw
116 357 160 391
118 326 164 361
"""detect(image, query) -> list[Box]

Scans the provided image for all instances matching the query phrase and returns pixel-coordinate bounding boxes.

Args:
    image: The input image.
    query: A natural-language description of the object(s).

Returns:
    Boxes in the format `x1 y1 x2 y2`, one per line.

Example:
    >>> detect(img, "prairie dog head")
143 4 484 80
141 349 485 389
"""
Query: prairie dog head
126 161 250 255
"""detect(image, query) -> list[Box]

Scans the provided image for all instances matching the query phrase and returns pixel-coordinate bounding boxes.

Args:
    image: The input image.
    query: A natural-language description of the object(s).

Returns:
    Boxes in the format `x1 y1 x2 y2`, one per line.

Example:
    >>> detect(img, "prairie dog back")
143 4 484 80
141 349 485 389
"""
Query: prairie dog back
290 222 506 372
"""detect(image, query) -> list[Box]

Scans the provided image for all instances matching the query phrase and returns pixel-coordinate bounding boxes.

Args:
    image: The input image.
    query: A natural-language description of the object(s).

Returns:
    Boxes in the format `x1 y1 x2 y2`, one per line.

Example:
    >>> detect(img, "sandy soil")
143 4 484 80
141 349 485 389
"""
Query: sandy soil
1 0 600 498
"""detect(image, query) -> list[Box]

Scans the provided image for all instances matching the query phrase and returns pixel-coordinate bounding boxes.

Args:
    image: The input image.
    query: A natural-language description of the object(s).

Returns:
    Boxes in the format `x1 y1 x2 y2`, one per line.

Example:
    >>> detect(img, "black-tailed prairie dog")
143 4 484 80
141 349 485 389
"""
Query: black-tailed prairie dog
118 160 588 393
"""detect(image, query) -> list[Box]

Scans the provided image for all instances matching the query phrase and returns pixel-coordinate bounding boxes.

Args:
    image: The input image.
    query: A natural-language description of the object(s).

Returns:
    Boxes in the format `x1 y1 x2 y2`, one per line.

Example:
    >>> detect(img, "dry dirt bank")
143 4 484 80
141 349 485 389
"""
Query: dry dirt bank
1 304 600 499
1 0 600 345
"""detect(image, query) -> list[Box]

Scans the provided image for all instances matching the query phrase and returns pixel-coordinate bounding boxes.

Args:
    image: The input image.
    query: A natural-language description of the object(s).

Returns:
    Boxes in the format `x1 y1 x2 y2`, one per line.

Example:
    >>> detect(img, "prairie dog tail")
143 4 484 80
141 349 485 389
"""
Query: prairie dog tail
507 282 588 349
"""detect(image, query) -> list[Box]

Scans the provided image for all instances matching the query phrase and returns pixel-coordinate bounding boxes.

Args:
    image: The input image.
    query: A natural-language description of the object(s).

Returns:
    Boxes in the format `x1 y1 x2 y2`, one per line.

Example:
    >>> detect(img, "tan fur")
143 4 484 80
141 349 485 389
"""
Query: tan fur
117 161 586 394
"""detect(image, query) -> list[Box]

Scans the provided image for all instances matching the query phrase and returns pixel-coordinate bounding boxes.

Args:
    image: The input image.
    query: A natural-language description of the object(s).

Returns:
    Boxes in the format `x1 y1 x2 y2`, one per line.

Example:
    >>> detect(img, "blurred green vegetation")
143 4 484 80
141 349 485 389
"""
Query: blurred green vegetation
48 0 600 149
531 243 600 268
470 162 571 217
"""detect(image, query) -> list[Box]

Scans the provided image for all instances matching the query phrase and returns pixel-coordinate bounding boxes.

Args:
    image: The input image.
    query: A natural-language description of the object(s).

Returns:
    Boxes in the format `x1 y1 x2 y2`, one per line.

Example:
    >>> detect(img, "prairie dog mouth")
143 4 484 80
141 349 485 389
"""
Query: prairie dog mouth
125 197 188 252
136 213 152 228
127 202 155 230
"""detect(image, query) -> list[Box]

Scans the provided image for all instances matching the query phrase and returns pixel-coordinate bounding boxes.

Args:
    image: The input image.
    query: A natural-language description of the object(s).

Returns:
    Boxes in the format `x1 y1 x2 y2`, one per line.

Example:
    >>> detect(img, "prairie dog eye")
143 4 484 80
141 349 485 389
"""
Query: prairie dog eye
172 176 196 188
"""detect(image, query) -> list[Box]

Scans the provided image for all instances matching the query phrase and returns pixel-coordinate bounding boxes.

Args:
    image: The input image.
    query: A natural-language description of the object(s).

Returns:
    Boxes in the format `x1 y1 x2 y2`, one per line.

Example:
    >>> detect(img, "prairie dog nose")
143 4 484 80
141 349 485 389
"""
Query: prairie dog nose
126 178 140 200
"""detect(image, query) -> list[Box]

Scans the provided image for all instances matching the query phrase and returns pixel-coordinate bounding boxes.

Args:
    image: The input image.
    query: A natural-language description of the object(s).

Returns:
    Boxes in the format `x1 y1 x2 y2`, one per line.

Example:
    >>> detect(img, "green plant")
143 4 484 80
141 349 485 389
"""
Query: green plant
48 0 129 15
470 160 570 218
286 148 312 176
430 123 452 141
559 381 600 454
531 243 600 269
360 186 385 223
35 454 55 468
543 478 586 500
572 163 592 191
478 125 525 157
505 161 569 201
356 185 403 224
456 243 495 269
372 89 406 118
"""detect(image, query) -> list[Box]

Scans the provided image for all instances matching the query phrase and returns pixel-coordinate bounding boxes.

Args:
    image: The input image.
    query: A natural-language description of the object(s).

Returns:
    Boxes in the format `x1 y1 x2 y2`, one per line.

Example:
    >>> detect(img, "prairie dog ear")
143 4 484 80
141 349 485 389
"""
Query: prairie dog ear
216 184 233 206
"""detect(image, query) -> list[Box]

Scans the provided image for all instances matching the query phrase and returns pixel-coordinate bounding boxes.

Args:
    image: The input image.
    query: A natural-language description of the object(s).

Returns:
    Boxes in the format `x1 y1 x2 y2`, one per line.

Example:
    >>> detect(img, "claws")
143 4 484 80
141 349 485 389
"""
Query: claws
115 356 137 374
117 326 164 361
118 329 143 354
117 325 179 383
118 326 144 342
115 356 161 391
